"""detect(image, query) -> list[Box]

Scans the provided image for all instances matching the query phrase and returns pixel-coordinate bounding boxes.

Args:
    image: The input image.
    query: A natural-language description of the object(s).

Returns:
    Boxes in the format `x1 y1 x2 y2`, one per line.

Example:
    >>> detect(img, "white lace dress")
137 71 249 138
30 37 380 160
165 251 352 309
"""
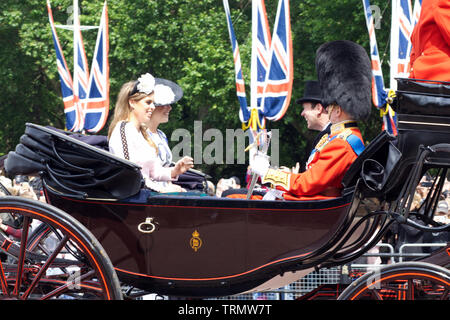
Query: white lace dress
108 121 177 192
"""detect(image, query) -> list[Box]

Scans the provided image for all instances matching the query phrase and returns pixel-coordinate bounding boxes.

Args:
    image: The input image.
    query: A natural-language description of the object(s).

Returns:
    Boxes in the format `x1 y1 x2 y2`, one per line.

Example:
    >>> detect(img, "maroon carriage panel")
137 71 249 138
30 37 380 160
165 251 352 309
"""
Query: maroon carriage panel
45 189 352 281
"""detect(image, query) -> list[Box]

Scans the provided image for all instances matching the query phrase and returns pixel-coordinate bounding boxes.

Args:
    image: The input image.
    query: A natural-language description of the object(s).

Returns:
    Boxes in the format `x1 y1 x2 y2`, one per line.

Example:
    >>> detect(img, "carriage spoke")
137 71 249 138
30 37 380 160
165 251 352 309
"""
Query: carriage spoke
13 216 31 296
21 235 69 300
0 199 122 300
36 243 51 256
406 279 414 300
40 270 95 300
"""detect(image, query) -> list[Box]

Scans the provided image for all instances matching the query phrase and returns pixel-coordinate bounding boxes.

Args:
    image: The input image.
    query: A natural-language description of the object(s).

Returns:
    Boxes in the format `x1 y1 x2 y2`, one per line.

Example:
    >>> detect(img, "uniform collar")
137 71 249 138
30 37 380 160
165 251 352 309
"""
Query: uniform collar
330 120 358 135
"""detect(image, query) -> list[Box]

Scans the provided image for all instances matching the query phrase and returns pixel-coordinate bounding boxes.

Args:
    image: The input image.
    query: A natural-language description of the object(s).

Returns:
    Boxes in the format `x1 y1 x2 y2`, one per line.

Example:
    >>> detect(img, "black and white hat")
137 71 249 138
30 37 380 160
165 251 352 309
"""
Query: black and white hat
154 78 184 106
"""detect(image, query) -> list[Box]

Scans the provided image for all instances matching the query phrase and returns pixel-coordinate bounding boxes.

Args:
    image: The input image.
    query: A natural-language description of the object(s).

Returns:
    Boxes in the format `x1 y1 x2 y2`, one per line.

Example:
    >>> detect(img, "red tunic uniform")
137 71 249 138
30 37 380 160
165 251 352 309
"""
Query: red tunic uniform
262 122 364 201
409 0 450 81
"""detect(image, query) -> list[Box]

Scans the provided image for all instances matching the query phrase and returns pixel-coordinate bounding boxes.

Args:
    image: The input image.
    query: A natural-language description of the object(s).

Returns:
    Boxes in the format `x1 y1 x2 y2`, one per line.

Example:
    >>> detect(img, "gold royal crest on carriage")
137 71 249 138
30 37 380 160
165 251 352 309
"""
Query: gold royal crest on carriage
190 230 203 252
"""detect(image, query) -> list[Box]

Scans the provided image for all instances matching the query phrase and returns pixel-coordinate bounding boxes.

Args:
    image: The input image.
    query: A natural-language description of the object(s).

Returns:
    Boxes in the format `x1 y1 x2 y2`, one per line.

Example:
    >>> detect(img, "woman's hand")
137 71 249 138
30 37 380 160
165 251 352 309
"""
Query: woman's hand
171 156 194 178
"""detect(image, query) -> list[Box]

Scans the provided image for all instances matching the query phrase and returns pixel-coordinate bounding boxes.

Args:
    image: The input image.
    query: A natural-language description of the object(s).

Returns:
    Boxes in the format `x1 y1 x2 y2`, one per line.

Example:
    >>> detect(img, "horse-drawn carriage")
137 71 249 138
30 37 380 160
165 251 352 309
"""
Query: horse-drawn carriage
0 78 449 300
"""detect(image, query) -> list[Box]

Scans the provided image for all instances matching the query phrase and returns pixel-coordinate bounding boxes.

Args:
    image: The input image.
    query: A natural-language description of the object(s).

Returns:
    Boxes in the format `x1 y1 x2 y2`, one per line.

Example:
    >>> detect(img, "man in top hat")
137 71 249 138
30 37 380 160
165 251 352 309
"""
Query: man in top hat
296 80 331 171
251 40 372 201
297 80 330 137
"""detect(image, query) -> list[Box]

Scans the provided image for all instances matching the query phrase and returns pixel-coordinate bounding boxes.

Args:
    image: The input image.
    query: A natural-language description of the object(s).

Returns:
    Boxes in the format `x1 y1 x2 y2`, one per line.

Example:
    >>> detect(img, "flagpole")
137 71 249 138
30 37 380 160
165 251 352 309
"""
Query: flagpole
85 0 110 133
48 0 107 133
390 0 398 91
250 1 258 114
73 0 82 132
222 0 249 123
55 25 99 31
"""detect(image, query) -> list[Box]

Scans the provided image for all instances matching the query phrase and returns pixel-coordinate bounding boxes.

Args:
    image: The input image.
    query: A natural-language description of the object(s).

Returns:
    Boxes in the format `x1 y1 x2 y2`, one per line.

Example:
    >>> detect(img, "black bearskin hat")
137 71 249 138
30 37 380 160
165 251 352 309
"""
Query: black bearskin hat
315 40 372 121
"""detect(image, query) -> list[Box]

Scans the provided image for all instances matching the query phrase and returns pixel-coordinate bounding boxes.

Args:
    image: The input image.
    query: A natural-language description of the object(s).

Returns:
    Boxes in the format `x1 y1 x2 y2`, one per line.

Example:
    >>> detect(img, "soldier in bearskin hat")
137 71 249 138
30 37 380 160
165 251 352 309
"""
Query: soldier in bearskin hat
251 40 372 201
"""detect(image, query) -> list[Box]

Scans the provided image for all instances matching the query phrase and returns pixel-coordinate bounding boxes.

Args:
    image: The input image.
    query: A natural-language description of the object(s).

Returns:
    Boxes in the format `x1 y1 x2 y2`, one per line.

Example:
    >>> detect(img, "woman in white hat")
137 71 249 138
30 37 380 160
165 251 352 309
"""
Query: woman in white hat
108 73 193 193
145 78 184 168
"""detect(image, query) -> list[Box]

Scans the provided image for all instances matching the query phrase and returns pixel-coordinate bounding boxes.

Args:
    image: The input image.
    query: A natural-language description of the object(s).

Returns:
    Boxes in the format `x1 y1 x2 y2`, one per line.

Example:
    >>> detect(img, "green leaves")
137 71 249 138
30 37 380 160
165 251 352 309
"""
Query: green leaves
0 0 392 180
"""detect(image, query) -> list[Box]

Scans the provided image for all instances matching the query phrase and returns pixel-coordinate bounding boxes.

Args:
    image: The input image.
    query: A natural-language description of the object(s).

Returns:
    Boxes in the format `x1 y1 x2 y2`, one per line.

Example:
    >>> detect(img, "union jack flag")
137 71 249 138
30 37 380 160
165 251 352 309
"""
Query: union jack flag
260 0 293 121
72 0 90 132
251 0 272 123
84 1 109 133
392 0 413 83
223 0 249 123
362 0 388 108
47 1 77 131
223 0 292 139
362 0 398 135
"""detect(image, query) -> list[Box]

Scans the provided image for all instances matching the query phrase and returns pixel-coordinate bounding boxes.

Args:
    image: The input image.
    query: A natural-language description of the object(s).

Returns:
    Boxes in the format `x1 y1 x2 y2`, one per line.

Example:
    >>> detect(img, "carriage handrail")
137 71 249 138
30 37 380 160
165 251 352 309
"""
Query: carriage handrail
393 143 450 216
390 211 450 233
320 210 394 269
318 144 450 268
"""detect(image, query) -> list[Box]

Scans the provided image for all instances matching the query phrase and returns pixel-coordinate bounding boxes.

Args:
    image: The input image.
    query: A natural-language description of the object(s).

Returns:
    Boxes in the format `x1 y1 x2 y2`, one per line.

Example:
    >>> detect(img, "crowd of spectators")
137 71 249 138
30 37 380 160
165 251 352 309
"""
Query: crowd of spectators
0 174 44 201
0 174 45 240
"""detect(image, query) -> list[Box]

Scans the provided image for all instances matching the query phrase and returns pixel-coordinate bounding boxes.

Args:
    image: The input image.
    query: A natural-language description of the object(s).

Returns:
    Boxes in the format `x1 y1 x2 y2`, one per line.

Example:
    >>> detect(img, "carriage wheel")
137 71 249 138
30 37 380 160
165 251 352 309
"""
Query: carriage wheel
0 196 123 300
337 262 450 300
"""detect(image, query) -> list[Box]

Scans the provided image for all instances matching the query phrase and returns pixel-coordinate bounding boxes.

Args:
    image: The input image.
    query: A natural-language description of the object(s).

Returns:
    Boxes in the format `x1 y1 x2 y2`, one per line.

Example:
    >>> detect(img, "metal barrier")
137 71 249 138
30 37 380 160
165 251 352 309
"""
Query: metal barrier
398 243 447 262
208 242 448 300
209 267 342 300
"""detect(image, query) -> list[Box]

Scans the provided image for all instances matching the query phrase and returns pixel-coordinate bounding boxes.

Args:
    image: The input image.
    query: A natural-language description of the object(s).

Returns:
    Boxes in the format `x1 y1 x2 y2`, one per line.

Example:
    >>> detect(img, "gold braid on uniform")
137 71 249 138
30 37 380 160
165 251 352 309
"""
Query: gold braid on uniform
261 168 290 189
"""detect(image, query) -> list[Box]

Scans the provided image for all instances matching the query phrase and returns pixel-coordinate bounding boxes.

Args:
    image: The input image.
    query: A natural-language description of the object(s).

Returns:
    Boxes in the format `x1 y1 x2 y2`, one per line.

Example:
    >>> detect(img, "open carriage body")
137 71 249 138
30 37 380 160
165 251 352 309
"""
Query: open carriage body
1 79 449 299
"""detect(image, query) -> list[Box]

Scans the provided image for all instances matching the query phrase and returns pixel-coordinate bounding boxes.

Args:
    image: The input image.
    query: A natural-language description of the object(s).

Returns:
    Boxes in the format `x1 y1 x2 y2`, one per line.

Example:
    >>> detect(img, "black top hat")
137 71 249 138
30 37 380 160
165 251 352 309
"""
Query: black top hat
296 80 322 104
154 78 184 106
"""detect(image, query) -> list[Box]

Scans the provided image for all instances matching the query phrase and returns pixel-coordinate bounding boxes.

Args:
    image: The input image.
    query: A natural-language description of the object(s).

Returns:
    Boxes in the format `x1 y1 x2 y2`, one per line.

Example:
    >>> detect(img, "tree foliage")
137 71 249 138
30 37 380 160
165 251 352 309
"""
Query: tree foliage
0 0 392 183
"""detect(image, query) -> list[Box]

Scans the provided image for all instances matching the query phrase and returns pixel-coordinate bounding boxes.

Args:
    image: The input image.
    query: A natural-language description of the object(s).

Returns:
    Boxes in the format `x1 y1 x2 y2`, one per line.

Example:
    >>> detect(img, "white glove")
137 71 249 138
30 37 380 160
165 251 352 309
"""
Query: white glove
250 152 270 177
